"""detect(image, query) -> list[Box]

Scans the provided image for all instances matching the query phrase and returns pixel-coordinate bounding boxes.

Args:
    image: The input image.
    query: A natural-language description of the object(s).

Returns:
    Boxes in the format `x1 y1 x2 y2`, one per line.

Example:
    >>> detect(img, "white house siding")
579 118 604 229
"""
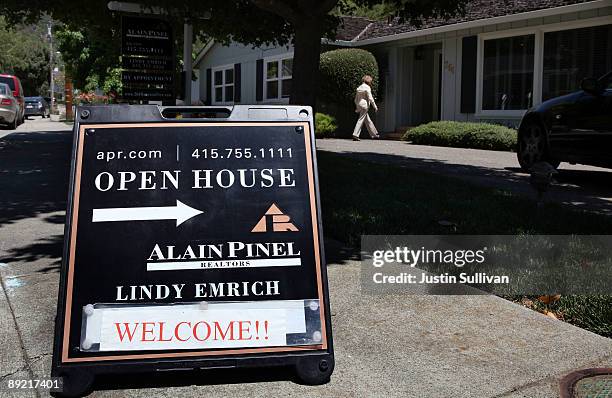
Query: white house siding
195 3 612 131
362 4 612 129
197 42 293 105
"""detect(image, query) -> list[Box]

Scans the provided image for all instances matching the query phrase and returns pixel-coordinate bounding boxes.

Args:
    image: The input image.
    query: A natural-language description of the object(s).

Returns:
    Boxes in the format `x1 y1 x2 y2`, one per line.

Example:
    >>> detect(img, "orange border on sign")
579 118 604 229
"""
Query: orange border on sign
61 122 327 363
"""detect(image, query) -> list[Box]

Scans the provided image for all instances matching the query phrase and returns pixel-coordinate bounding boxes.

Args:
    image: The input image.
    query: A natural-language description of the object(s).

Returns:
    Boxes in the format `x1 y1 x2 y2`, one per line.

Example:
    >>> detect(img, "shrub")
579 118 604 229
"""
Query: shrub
402 121 517 151
319 48 379 105
315 112 338 137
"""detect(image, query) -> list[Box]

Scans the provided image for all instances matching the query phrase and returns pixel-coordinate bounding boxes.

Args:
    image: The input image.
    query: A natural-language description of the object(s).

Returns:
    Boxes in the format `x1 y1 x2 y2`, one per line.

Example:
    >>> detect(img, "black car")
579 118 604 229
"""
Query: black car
24 96 50 118
517 71 612 170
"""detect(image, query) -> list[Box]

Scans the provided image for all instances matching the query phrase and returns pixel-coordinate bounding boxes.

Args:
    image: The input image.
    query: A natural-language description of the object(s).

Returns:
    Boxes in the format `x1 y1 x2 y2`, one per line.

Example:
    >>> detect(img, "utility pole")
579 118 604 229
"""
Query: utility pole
47 22 54 113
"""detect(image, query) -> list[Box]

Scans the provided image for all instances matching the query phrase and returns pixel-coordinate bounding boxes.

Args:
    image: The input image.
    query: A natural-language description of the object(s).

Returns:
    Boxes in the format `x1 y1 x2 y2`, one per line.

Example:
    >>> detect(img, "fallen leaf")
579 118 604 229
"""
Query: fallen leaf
537 294 561 304
544 311 558 320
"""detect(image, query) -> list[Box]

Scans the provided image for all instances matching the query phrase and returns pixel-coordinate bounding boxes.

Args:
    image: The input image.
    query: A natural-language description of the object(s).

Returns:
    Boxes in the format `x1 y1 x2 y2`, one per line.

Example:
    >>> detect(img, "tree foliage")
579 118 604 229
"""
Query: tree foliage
0 16 50 96
334 1 398 20
54 14 122 92
0 0 468 105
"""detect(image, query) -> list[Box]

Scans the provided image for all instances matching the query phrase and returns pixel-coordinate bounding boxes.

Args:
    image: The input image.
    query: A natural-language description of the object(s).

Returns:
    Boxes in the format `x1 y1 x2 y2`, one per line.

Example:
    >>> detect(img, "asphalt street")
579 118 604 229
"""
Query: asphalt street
0 118 611 397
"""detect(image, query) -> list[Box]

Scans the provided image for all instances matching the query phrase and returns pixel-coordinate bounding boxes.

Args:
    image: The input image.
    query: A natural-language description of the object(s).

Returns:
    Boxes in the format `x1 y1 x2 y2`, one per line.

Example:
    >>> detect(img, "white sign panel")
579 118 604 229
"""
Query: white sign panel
98 306 288 351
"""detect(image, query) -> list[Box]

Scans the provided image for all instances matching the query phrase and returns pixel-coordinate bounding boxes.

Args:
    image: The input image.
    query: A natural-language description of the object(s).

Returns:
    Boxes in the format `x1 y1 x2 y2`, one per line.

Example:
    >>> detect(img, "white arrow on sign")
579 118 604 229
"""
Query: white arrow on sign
92 200 203 226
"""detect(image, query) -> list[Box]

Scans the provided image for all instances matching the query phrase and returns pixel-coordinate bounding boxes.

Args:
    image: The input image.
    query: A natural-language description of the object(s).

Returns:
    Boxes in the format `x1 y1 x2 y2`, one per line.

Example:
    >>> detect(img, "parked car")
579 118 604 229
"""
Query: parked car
0 83 18 129
518 71 612 171
24 96 50 118
0 74 24 125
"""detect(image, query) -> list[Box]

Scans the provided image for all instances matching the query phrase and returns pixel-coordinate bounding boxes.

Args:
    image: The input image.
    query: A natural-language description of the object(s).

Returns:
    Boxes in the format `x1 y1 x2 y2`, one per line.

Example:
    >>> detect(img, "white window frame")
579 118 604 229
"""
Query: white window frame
476 28 539 119
263 52 293 103
211 63 235 105
475 16 612 119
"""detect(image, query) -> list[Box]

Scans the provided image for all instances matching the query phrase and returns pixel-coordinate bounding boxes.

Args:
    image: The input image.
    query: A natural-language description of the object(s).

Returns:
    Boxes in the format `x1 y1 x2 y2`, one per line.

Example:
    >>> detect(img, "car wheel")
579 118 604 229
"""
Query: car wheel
9 116 17 130
517 122 559 171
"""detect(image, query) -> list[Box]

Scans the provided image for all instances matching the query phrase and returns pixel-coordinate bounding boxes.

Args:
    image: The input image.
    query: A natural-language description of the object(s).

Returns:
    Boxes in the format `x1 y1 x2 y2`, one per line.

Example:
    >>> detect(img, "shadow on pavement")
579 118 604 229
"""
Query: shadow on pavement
0 131 72 227
323 237 360 266
0 131 71 272
318 146 612 215
2 234 63 272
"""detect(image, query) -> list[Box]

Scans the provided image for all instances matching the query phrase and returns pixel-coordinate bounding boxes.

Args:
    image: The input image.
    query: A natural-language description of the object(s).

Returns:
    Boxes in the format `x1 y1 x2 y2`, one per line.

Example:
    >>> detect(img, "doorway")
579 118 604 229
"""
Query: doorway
410 42 443 125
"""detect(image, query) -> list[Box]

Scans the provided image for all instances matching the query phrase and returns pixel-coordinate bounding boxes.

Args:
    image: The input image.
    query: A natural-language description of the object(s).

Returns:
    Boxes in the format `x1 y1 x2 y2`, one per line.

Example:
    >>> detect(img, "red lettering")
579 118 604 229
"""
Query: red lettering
141 322 155 342
115 322 139 342
214 321 235 341
238 321 251 340
158 322 172 342
175 321 191 341
193 321 211 341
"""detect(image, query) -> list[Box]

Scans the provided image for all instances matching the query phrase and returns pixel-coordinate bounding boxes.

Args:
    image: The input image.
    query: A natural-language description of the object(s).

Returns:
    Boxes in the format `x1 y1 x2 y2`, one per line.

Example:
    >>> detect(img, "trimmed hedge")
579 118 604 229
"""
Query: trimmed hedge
402 121 517 151
315 112 338 137
319 48 379 105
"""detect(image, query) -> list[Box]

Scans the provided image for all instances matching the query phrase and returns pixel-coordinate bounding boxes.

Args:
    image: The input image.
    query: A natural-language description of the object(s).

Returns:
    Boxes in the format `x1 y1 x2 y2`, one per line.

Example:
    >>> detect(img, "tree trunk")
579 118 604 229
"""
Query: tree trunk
290 19 323 109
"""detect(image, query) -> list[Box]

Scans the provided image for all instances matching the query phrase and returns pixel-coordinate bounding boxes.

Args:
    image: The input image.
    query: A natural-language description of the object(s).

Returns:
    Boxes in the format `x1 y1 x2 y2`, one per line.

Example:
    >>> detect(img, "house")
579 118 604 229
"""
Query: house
194 0 612 132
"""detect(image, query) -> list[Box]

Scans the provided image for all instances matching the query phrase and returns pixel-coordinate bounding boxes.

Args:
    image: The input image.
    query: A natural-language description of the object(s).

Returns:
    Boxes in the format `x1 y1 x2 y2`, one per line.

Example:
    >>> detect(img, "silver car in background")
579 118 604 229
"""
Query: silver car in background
0 83 18 129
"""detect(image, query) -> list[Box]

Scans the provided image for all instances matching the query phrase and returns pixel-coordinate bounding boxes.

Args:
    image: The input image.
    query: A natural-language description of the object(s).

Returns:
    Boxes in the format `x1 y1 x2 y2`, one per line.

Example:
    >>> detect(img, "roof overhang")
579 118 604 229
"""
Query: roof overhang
325 0 612 47
194 40 216 67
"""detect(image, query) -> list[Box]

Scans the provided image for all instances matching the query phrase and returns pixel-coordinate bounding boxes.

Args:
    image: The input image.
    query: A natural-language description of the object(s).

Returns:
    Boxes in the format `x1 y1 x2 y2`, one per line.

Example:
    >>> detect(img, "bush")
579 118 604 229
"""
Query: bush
402 121 517 151
319 48 379 105
315 113 338 137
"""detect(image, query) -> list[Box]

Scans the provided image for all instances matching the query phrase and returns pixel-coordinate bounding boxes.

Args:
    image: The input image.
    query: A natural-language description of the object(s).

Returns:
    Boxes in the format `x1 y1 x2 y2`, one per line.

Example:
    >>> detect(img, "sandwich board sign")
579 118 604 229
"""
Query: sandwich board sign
52 105 334 396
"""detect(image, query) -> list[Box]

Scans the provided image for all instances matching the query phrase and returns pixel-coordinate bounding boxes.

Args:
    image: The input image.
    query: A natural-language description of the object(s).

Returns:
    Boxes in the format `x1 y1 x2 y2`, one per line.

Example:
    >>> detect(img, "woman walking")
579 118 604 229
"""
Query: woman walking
352 75 380 141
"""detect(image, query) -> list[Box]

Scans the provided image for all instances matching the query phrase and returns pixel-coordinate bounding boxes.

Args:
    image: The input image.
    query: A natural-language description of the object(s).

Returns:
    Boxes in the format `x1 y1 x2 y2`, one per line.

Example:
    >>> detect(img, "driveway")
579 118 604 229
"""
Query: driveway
0 120 611 397
317 138 612 214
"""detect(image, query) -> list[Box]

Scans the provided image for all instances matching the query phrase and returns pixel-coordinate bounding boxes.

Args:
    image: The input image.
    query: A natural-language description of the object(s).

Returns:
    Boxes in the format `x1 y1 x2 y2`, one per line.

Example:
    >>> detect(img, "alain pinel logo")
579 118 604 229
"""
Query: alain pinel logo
251 203 298 233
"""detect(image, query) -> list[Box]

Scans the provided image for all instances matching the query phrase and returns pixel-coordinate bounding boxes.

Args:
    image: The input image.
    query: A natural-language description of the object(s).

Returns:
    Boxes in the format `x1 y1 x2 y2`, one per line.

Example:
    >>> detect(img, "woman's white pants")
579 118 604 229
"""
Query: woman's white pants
352 106 378 138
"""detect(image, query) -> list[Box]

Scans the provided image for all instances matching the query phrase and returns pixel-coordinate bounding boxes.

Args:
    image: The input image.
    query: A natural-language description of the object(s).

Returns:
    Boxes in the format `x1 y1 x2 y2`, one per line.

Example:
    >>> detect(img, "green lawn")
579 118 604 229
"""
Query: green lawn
317 151 612 337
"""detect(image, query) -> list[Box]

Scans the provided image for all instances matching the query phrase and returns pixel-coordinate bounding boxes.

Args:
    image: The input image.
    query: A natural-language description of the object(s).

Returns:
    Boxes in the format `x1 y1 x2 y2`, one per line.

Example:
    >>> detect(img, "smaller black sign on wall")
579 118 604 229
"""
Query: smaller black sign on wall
120 16 175 102
121 71 174 86
122 87 174 101
122 56 173 72
121 16 173 58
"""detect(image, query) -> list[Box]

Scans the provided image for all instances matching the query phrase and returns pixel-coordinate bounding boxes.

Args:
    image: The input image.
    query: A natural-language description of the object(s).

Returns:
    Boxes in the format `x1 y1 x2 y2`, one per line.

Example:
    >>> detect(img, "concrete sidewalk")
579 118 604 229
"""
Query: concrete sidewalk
2 221 612 397
0 121 611 397
317 138 612 215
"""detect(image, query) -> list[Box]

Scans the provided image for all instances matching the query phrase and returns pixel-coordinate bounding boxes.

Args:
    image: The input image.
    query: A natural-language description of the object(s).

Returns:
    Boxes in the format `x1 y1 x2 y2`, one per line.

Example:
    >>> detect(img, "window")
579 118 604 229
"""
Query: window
482 34 535 110
265 56 292 100
0 76 15 91
212 65 234 104
542 24 612 100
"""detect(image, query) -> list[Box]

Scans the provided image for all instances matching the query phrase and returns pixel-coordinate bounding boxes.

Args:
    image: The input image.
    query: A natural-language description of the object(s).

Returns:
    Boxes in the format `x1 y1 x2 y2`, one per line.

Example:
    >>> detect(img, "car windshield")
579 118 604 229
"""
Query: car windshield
0 85 9 96
0 76 15 91
25 97 41 102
